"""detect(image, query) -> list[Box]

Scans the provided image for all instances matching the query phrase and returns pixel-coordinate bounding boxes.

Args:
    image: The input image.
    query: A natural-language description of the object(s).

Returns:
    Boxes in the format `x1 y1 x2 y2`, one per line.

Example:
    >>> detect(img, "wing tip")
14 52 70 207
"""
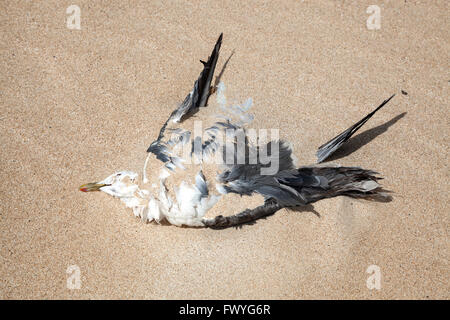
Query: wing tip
316 93 396 163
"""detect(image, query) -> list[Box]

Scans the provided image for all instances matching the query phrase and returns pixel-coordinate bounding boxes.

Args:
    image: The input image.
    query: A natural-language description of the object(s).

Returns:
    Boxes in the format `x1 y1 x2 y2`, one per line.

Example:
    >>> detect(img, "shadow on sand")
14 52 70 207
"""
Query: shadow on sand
322 112 407 163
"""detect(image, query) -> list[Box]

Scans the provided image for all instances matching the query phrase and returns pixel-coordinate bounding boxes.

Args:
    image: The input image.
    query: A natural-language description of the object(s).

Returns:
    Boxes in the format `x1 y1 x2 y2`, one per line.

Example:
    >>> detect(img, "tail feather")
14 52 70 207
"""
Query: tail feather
294 166 391 204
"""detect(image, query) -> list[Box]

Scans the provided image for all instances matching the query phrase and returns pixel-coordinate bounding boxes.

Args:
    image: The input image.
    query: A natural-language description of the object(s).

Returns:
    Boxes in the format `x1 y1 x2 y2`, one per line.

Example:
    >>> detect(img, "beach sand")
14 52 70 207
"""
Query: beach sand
0 0 448 299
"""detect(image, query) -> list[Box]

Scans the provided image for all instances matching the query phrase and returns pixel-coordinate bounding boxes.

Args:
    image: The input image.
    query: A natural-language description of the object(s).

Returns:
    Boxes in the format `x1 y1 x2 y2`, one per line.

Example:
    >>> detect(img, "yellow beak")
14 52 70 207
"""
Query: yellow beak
79 182 110 192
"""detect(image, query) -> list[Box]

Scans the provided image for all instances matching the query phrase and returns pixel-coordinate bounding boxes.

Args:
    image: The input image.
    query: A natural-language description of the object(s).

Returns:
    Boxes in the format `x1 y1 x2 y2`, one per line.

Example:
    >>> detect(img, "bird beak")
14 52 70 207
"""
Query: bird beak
79 182 110 192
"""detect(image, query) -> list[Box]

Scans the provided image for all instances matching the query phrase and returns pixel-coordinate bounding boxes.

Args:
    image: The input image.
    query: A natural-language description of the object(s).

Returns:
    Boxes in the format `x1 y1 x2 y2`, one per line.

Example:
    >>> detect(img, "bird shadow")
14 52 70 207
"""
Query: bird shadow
214 50 235 89
231 192 395 230
285 204 321 217
322 112 407 163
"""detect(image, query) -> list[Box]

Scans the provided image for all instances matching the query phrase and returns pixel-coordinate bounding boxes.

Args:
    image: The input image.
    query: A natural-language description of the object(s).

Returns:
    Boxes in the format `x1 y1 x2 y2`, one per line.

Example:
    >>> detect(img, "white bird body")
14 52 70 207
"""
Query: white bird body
95 82 256 227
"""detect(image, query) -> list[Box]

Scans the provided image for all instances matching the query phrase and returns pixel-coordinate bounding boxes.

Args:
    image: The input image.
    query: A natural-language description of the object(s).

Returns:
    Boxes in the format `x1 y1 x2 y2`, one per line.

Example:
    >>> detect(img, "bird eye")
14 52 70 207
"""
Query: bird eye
221 170 230 179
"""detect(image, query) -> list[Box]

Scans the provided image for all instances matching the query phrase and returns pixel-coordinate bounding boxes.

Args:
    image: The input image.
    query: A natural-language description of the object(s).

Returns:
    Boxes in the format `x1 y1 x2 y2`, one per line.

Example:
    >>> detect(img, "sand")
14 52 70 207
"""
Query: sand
0 0 448 299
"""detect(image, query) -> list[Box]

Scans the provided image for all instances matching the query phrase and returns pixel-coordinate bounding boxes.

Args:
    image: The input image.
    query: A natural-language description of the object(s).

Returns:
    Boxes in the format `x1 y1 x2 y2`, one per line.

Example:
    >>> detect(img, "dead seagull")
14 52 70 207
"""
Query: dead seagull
79 33 394 229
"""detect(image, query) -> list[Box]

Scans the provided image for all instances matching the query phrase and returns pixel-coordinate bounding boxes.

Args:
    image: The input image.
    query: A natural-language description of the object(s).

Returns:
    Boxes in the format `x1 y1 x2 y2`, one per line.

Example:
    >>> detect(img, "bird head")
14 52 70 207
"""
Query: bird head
79 171 140 197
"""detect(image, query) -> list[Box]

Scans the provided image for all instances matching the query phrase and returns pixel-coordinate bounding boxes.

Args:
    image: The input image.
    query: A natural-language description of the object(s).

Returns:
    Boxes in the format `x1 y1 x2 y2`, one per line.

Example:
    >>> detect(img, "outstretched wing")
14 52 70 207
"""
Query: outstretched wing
170 33 223 123
146 33 223 168
316 94 395 163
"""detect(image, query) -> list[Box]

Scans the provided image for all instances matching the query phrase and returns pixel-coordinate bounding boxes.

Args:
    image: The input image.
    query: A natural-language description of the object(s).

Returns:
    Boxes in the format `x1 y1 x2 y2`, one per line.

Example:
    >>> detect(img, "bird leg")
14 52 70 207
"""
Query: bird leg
203 199 282 229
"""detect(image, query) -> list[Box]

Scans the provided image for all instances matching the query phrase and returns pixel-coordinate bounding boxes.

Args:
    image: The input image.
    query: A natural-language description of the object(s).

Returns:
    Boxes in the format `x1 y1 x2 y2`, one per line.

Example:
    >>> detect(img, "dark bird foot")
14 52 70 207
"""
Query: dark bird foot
203 199 282 229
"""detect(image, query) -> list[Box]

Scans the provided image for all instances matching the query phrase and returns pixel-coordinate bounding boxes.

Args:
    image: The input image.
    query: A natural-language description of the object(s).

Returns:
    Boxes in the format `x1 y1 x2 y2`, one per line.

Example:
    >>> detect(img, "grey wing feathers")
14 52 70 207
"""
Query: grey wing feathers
217 140 296 183
316 94 395 163
171 33 223 123
255 166 387 206
147 33 223 165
